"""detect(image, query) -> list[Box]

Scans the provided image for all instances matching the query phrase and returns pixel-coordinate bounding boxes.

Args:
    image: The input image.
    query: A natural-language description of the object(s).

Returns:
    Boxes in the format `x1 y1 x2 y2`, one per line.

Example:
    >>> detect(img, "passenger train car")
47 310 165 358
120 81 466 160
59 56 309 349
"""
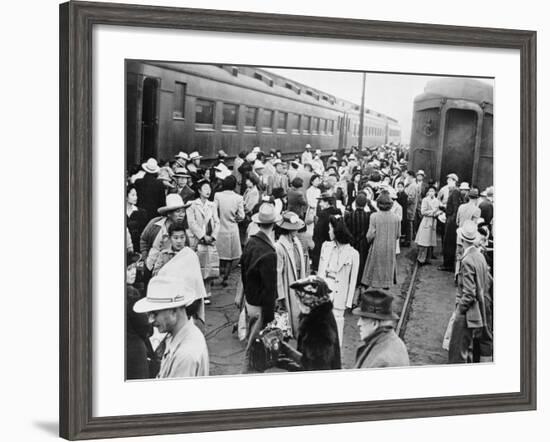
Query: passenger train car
409 78 493 190
126 61 401 166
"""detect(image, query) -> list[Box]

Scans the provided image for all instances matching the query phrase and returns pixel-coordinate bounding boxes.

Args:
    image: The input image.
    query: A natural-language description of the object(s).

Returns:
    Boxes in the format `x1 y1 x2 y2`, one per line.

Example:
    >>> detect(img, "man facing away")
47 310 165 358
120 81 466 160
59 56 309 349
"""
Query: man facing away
240 203 281 372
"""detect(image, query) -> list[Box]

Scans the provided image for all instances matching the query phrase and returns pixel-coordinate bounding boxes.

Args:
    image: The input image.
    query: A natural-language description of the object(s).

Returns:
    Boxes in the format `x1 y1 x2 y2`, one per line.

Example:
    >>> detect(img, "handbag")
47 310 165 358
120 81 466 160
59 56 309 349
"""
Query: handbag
196 243 220 279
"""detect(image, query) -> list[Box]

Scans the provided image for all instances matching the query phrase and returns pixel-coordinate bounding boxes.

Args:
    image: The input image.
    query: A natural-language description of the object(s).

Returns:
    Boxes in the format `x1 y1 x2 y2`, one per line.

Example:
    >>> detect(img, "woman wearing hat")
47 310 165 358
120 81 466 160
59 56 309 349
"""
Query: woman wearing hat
361 192 401 289
274 212 307 338
276 276 341 371
352 289 409 369
415 186 442 265
214 175 245 286
317 216 359 348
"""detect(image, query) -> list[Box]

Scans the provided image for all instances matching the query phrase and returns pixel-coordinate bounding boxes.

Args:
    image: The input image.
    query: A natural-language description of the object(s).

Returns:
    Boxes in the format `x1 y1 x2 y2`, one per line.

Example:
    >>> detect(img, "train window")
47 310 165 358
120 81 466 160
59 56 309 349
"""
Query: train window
262 109 273 132
195 99 215 125
245 107 258 130
277 112 288 133
321 119 328 134
290 113 300 133
173 82 186 119
330 120 335 134
311 117 319 134
303 115 311 134
222 103 238 127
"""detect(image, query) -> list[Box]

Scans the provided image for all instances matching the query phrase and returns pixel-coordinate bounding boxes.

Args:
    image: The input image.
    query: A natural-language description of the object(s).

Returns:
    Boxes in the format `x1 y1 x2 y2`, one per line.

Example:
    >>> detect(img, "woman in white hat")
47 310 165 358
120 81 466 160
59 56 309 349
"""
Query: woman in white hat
274 212 307 338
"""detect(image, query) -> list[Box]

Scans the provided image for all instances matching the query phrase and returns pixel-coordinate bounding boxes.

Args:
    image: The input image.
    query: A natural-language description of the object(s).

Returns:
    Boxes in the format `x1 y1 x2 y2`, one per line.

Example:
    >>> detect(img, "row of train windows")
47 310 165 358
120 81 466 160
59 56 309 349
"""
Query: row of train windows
192 98 336 135
351 123 384 137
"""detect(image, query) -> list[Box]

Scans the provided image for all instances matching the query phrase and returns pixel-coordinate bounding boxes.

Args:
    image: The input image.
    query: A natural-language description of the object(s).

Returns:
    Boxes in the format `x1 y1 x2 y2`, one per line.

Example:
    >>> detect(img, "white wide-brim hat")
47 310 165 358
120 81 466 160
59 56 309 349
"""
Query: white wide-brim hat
175 151 188 160
246 153 257 162
142 158 160 174
189 151 202 160
252 146 261 153
133 248 206 320
158 193 189 214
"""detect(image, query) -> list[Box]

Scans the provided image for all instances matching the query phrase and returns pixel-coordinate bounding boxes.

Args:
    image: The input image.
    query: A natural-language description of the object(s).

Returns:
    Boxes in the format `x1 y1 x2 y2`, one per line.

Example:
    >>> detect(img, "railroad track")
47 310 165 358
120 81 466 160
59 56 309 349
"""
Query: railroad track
396 261 420 339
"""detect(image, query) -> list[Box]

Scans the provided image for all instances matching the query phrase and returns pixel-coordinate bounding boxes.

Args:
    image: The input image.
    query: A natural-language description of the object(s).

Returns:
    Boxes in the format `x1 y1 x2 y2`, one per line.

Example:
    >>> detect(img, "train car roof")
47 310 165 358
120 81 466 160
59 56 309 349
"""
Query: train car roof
414 77 493 104
136 61 399 124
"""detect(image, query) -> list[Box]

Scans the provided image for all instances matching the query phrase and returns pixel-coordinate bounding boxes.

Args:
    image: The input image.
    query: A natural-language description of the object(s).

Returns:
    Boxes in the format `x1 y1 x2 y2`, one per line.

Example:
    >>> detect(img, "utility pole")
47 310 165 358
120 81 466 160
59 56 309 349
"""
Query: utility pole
358 72 366 150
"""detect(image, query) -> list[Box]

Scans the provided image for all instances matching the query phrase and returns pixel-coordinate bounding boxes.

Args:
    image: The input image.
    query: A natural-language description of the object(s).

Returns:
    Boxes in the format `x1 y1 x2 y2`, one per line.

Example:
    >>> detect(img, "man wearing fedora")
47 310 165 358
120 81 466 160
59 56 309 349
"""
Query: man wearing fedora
187 151 204 184
134 158 167 222
240 203 281 372
141 194 191 272
352 289 410 369
171 167 196 204
133 255 209 379
448 220 493 363
174 151 189 169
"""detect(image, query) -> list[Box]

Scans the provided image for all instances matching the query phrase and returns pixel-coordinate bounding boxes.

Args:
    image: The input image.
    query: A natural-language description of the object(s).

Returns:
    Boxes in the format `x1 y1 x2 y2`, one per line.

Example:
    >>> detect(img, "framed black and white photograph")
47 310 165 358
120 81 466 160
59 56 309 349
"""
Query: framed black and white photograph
59 1 536 440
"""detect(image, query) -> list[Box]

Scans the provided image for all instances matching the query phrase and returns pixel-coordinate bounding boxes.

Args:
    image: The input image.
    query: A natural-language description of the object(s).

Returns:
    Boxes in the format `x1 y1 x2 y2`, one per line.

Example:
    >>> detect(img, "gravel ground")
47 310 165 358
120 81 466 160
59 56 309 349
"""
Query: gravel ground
401 245 456 366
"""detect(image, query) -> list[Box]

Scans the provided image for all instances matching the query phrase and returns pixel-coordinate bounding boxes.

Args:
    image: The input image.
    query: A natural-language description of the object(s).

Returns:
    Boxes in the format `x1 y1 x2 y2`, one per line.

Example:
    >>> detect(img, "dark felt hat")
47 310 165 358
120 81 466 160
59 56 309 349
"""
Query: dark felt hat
352 289 399 321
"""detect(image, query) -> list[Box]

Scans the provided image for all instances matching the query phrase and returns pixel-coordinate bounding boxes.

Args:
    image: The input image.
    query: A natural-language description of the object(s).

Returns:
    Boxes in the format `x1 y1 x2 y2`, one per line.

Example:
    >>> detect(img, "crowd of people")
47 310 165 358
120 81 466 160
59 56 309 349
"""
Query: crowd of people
125 142 494 379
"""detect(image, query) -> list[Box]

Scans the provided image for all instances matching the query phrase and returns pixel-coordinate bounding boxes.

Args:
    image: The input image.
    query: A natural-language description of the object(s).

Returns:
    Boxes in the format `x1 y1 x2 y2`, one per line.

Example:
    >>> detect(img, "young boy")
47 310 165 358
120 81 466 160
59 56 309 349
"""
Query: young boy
152 221 188 276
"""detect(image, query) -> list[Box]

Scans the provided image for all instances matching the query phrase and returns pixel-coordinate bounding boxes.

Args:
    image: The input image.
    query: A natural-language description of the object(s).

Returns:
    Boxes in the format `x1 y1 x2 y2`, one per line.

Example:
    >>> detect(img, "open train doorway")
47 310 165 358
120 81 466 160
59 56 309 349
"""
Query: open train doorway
440 109 477 185
140 77 160 162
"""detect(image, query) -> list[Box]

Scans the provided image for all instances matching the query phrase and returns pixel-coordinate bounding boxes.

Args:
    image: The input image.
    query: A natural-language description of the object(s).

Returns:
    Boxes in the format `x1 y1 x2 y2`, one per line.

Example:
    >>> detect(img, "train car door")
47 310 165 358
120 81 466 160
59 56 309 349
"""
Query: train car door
440 109 477 185
140 77 160 162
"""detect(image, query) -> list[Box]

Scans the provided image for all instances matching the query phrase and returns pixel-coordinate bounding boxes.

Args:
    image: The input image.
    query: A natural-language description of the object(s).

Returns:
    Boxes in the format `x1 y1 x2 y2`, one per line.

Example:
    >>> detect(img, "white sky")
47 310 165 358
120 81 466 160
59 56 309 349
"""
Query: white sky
266 68 493 143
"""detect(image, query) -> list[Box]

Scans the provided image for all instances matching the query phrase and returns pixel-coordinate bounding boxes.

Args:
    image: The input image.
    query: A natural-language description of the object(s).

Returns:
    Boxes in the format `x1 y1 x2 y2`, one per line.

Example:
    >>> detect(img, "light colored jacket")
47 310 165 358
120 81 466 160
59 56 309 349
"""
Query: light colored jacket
186 198 220 249
318 241 359 311
275 234 307 337
354 328 410 369
157 320 209 378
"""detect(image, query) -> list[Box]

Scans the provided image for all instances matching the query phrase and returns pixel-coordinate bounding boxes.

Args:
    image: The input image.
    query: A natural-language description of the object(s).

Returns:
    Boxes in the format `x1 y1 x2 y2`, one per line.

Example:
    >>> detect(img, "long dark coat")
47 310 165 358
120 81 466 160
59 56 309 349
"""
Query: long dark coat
442 188 461 268
287 188 308 219
241 231 278 325
297 302 341 370
344 208 372 283
126 285 157 379
134 173 166 222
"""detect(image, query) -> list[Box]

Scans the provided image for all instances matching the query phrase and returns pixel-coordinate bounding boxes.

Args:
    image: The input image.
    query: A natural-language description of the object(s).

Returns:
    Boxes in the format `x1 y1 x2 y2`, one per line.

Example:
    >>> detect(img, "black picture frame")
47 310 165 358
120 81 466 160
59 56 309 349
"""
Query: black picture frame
59 1 537 439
